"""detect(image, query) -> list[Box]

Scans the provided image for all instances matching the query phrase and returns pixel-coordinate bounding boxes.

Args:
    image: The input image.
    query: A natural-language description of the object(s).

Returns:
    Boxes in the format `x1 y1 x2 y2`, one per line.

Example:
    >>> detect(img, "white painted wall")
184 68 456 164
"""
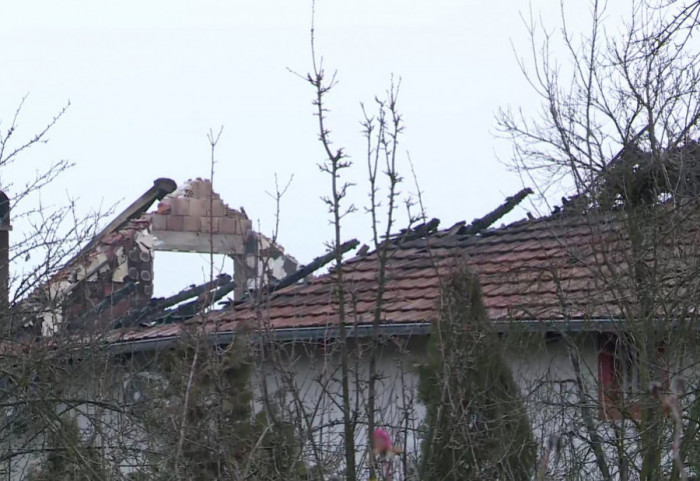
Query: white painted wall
4 331 694 480
247 333 606 479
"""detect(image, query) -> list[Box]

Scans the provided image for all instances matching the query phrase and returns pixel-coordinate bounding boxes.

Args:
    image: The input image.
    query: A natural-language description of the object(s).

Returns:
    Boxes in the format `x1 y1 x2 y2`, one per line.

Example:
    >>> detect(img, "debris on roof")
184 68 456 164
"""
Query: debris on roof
121 188 645 343
32 178 700 348
114 274 236 328
23 209 161 338
554 138 700 215
18 177 301 339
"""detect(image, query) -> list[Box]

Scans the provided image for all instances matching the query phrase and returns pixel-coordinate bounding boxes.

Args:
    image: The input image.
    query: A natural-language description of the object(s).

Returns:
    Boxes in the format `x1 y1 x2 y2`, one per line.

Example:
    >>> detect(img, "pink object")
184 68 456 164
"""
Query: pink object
372 428 393 453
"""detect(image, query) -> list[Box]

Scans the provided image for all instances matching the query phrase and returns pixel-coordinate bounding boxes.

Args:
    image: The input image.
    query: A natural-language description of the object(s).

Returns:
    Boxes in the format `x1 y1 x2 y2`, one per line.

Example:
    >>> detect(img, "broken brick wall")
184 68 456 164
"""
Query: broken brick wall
25 177 300 337
51 218 155 334
150 178 252 238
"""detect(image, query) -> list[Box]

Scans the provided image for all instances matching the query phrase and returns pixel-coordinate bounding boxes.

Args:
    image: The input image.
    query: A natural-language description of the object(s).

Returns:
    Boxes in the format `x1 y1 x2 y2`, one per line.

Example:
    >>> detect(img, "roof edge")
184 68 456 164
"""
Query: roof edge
109 318 626 354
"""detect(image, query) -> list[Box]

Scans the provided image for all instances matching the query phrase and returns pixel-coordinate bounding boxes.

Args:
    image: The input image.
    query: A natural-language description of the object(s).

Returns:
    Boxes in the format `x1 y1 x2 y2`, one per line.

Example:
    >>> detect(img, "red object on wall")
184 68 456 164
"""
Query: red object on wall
598 333 621 420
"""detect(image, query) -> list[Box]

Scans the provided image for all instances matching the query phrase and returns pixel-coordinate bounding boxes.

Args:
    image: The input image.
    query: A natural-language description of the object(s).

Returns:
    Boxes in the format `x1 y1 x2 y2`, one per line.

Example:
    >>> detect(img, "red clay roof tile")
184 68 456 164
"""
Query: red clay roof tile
121 209 700 342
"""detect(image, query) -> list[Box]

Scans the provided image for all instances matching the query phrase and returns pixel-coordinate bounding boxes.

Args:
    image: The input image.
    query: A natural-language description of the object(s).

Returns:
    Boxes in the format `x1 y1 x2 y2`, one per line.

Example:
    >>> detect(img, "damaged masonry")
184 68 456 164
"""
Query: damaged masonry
14 178 536 345
18 178 301 339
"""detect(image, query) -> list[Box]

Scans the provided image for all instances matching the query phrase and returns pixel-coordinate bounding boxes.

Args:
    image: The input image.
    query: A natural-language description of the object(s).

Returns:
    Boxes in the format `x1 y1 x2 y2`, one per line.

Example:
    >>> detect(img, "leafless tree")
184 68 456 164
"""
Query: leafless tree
498 1 700 480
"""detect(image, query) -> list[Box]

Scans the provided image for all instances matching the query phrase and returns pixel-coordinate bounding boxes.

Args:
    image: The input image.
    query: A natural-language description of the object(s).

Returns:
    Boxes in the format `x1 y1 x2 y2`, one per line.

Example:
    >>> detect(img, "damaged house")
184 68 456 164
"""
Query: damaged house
19 177 299 339
5 142 700 479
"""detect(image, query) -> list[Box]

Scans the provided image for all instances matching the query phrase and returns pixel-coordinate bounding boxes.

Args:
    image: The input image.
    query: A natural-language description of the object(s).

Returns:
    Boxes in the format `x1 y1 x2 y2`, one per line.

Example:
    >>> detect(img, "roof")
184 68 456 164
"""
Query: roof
115 211 636 346
36 141 700 349
17 177 250 338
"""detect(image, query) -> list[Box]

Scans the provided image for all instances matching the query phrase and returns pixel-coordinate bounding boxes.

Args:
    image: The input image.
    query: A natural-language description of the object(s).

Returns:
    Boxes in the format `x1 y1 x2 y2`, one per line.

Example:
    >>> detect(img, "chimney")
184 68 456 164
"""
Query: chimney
0 191 10 313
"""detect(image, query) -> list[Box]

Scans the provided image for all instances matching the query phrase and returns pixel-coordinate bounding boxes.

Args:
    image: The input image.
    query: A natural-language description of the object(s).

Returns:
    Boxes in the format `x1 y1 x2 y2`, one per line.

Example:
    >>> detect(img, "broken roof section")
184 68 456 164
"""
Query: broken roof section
20 177 299 338
151 178 299 298
112 210 636 348
150 178 250 254
115 189 599 345
21 179 176 338
113 188 700 349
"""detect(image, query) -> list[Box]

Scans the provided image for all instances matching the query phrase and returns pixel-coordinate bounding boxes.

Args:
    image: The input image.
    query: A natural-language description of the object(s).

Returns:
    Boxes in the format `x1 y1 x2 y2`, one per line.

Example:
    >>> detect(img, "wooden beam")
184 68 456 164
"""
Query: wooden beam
73 178 176 262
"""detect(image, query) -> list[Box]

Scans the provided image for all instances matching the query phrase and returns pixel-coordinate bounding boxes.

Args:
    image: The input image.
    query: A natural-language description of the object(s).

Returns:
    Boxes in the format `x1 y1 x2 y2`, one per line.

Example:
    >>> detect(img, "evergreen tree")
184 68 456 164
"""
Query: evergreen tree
28 416 111 481
143 331 255 479
249 406 317 480
418 268 536 480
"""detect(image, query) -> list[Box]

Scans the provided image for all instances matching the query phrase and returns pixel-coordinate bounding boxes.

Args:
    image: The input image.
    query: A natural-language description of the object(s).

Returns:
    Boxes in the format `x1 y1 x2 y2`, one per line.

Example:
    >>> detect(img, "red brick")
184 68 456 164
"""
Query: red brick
170 197 190 216
211 199 226 217
218 217 240 235
201 217 220 233
199 179 213 196
166 215 184 231
182 216 201 232
150 214 167 231
188 198 208 217
190 180 204 198
156 201 171 215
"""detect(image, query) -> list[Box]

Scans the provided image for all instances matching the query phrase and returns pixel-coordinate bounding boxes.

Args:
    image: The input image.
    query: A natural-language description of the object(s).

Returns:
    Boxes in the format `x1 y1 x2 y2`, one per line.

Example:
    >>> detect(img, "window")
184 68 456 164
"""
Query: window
598 333 640 420
598 333 671 421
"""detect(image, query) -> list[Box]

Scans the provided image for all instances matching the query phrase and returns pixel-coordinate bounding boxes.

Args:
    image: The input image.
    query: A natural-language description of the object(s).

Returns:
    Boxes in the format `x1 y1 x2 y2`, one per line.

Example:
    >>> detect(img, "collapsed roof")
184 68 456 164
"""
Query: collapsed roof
18 178 299 339
112 189 700 349
21 160 700 351
114 212 620 346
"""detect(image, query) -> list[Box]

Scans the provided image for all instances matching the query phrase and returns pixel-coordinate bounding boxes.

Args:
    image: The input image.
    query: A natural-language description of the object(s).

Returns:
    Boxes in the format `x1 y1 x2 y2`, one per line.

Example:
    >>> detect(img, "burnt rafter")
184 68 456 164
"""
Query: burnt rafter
600 140 700 206
554 133 700 215
391 218 441 243
377 189 532 249
115 274 233 328
460 188 533 236
72 281 138 330
277 239 359 289
234 239 360 305
143 280 236 326
73 178 176 263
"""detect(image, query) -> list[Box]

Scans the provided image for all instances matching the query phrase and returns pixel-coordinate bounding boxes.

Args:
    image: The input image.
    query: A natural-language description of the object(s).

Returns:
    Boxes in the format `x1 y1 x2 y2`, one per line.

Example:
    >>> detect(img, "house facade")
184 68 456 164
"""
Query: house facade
4 178 699 479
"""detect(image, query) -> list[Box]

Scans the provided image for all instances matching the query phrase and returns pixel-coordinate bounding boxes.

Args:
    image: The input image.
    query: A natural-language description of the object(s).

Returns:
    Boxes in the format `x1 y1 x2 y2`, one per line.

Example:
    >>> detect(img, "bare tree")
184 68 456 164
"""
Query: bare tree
498 1 700 480
0 97 136 479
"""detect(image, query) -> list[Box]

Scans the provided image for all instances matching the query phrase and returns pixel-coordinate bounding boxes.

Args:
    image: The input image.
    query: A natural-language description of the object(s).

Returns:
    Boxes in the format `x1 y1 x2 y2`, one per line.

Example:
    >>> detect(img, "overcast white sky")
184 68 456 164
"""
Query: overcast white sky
1 1 612 296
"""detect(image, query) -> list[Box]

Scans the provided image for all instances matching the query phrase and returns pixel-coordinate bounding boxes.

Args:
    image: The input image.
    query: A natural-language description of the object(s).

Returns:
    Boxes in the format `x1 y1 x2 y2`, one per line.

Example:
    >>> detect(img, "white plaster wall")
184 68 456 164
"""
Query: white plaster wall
251 332 611 480
251 337 425 479
6 331 697 480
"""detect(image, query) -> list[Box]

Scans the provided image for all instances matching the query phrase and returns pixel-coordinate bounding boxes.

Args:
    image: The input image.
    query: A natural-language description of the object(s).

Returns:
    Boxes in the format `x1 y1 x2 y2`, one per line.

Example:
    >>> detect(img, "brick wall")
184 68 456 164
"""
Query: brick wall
150 178 252 237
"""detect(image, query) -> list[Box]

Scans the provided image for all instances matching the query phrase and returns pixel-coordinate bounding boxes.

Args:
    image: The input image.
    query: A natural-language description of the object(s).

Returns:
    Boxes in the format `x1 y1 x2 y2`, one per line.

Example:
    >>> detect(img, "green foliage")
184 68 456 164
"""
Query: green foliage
137 330 314 480
418 268 536 481
28 416 111 481
680 390 700 478
247 407 316 480
139 331 255 479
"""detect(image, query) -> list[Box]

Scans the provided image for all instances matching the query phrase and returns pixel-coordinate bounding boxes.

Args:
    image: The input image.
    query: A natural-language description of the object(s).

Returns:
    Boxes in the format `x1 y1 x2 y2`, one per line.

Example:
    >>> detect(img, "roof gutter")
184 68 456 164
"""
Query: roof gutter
491 318 625 333
108 322 432 354
108 318 625 355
